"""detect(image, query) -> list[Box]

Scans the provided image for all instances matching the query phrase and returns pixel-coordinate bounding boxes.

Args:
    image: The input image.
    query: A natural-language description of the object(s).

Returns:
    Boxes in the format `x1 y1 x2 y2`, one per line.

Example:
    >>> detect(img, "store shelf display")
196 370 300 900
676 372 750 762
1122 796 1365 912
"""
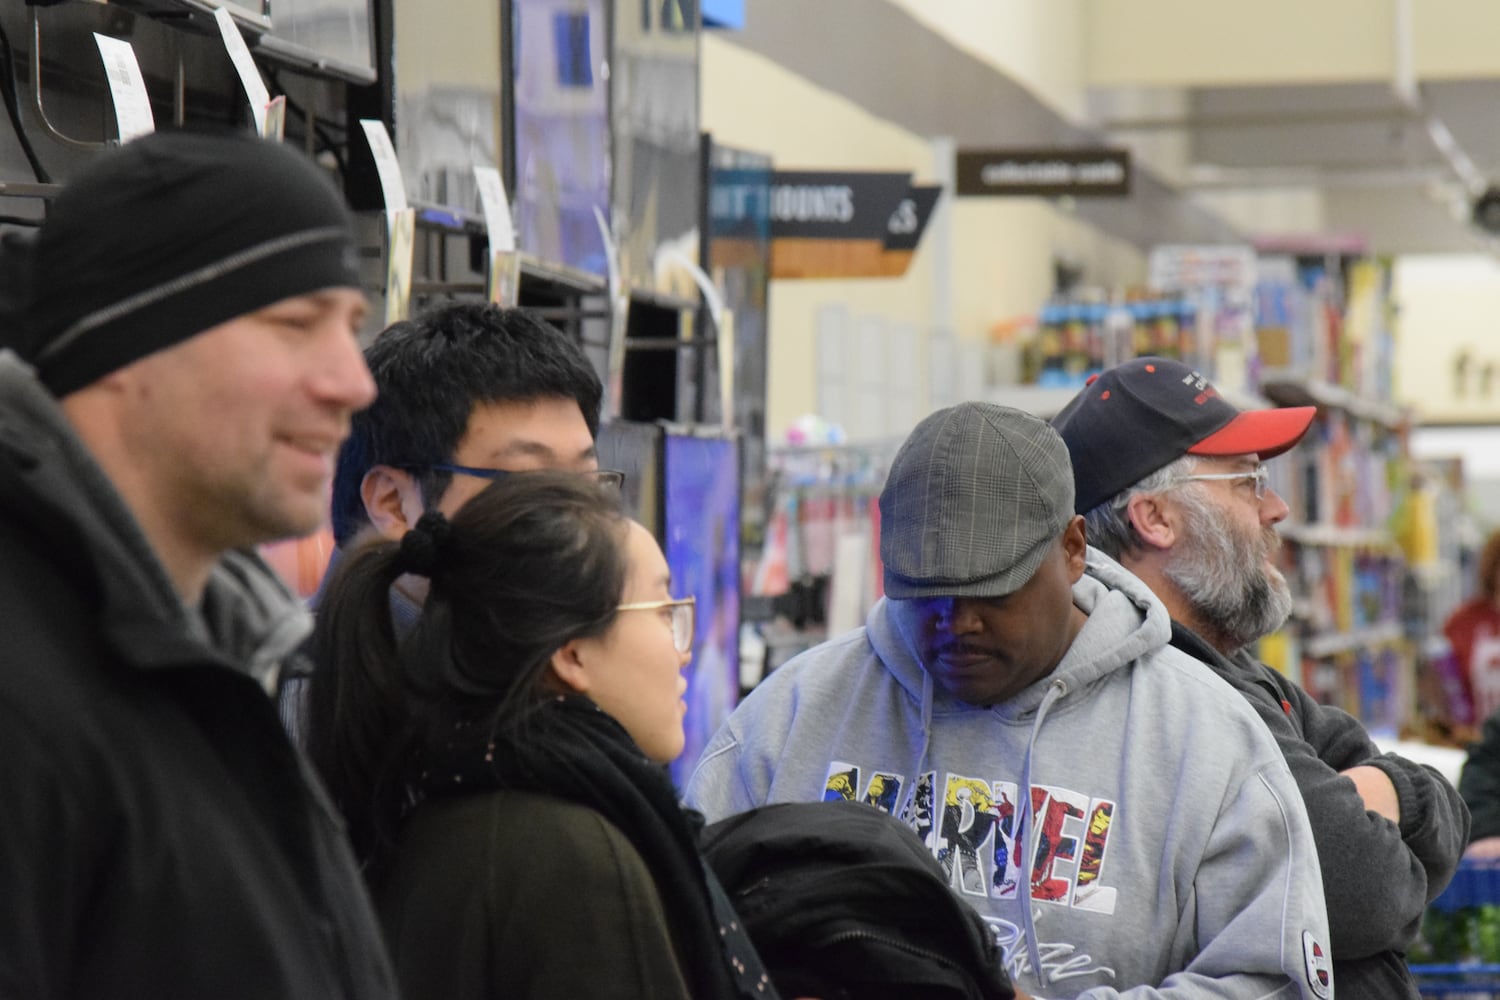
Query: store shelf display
1253 254 1479 742
1002 248 1465 737
1250 255 1426 733
740 437 898 689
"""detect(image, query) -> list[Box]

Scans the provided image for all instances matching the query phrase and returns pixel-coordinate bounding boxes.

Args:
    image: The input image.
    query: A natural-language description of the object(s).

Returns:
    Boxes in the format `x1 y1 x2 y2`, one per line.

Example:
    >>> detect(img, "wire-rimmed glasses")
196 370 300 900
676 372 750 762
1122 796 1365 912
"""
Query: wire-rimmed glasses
616 596 696 653
1174 464 1269 501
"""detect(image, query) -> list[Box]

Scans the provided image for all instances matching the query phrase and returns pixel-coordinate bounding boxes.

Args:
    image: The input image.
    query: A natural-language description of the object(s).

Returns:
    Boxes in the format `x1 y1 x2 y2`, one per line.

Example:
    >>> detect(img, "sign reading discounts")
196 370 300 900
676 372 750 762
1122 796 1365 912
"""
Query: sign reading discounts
768 171 942 279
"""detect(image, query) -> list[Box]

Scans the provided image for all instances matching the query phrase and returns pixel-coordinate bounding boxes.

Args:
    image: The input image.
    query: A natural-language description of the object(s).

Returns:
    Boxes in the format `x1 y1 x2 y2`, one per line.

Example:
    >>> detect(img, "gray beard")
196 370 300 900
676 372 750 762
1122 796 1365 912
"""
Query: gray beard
1163 489 1295 652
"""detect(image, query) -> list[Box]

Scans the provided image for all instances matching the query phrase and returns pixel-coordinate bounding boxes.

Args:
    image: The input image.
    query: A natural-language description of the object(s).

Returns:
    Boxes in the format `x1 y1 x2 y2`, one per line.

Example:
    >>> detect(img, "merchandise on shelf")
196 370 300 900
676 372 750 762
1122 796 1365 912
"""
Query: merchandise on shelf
1026 293 1214 389
1254 254 1398 402
742 439 894 685
1004 249 1464 738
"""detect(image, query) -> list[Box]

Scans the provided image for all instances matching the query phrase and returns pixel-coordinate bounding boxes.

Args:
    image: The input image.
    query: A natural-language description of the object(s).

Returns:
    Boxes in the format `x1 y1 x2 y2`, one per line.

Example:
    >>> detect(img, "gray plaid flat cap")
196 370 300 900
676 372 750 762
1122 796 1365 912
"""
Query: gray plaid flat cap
880 402 1075 600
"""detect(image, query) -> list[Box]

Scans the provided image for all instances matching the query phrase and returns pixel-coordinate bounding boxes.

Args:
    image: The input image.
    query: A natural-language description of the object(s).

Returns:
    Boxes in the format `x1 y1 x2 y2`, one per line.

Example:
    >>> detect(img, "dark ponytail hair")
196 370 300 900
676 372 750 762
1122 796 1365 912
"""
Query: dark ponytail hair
305 472 629 869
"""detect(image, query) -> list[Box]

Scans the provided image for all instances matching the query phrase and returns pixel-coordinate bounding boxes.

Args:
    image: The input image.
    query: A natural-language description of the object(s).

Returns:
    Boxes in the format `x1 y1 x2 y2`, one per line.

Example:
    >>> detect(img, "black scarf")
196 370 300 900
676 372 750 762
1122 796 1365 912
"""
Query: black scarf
418 695 750 1000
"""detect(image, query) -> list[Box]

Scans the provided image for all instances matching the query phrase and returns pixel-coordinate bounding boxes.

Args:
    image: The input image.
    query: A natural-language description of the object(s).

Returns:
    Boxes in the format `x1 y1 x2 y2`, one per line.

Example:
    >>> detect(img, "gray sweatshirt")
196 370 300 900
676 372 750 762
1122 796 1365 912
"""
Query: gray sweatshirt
686 551 1333 999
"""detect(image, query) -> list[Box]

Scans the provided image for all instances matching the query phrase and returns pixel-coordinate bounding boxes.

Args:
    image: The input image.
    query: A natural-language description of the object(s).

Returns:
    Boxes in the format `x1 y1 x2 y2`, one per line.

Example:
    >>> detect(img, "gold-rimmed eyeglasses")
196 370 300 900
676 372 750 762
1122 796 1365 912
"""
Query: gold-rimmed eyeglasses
616 596 696 653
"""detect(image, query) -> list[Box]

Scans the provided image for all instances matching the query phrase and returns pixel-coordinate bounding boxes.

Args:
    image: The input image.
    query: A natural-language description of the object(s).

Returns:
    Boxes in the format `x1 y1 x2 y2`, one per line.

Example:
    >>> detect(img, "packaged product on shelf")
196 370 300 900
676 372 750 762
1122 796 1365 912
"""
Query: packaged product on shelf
1062 302 1090 381
1130 297 1154 359
1033 303 1069 387
1150 298 1180 359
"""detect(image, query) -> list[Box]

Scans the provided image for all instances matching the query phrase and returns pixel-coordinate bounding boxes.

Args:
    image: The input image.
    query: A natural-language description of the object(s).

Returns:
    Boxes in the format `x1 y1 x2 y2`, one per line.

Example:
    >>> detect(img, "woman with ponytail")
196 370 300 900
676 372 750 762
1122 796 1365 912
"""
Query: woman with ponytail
305 472 775 1000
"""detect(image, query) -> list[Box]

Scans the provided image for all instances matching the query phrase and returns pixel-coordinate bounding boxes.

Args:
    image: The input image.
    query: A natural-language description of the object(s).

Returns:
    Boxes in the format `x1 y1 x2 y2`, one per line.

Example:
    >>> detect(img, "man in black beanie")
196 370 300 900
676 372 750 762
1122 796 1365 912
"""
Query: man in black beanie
0 130 397 999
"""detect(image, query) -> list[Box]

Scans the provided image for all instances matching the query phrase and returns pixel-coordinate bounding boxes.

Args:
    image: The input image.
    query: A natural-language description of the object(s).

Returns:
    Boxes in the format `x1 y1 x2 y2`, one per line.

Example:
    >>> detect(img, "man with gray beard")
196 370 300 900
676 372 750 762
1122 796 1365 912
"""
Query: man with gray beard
1053 357 1469 1000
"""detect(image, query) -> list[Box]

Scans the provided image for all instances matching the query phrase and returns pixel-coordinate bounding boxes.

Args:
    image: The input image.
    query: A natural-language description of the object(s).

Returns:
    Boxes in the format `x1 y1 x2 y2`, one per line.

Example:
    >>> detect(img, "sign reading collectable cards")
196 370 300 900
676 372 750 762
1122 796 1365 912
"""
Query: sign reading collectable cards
955 148 1132 198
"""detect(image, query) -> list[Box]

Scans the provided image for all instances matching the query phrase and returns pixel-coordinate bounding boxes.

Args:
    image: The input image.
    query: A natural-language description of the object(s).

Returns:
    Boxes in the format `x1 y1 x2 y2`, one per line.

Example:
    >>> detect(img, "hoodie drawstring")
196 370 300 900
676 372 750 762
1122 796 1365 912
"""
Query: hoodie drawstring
1018 677 1067 990
898 669 935 840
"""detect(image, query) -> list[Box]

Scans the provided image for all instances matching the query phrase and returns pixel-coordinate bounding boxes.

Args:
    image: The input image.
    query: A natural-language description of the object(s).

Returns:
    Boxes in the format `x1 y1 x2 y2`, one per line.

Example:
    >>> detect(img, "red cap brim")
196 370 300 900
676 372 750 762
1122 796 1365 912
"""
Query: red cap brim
1187 406 1316 460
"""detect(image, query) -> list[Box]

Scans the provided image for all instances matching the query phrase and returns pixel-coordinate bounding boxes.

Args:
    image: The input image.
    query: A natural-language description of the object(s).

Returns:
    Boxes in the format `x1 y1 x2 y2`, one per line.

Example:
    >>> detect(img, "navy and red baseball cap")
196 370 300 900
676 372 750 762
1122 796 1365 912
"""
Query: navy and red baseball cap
1050 357 1316 514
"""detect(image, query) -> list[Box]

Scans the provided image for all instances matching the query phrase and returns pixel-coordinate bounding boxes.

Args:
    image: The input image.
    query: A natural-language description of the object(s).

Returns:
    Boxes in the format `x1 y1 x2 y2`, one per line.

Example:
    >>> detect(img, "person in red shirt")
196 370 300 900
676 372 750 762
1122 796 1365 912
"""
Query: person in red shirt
1451 532 1500 857
1445 531 1500 722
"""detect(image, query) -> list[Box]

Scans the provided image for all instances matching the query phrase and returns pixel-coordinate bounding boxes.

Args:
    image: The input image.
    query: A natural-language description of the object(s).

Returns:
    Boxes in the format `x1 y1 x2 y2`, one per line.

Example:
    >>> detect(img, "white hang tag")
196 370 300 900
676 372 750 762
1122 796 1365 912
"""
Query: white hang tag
93 34 155 143
262 95 287 142
359 119 408 211
212 7 272 137
473 165 516 253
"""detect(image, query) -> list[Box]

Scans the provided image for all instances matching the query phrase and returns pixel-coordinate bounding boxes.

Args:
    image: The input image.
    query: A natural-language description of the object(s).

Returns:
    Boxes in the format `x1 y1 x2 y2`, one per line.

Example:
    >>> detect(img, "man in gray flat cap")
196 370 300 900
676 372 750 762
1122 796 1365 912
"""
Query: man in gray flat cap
685 402 1334 1000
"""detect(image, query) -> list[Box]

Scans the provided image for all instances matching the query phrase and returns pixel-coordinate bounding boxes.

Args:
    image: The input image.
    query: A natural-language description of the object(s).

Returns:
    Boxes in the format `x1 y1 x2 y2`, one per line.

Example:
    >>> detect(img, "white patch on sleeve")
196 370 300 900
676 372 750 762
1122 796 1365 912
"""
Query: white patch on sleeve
1302 929 1332 999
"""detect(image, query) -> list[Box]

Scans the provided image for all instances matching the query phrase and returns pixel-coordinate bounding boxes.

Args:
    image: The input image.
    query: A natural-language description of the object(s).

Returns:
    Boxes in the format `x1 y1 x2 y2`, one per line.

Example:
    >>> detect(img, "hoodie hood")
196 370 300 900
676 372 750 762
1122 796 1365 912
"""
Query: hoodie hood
0 351 310 690
872 545 1172 719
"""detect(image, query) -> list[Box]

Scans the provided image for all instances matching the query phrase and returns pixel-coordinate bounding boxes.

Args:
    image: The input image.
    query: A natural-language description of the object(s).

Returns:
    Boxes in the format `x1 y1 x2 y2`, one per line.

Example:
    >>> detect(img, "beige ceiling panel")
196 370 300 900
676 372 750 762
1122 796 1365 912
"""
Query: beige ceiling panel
1084 0 1394 88
1414 0 1500 79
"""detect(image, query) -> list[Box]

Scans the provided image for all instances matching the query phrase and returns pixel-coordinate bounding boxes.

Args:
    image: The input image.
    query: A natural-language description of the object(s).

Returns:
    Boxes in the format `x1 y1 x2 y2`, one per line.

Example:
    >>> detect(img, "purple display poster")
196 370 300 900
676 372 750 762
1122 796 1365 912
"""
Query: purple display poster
510 0 611 276
664 434 740 787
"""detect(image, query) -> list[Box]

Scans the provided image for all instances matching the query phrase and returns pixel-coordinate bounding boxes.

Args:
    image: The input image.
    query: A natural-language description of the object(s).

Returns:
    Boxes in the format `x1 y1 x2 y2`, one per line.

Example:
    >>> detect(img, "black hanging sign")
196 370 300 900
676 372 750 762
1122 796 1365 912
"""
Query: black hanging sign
955 148 1132 198
883 184 943 252
768 170 913 240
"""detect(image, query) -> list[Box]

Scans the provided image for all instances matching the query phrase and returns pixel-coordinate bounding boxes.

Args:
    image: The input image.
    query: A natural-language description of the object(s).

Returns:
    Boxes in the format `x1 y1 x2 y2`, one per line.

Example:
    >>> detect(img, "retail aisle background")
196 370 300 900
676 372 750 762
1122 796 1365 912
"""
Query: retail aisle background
705 0 1500 529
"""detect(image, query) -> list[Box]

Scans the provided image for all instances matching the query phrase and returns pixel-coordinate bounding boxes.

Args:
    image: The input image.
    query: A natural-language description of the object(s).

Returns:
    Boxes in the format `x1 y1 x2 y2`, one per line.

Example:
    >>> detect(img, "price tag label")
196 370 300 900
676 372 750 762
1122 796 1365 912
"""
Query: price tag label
359 119 408 211
474 165 519 305
384 208 416 325
213 6 272 137
93 34 154 143
262 95 287 142
473 166 515 252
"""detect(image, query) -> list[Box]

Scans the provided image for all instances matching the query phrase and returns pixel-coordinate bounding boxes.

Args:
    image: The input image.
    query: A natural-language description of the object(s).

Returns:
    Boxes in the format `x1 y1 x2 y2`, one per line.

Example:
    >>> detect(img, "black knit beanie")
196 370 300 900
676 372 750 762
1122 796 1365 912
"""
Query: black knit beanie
13 129 360 397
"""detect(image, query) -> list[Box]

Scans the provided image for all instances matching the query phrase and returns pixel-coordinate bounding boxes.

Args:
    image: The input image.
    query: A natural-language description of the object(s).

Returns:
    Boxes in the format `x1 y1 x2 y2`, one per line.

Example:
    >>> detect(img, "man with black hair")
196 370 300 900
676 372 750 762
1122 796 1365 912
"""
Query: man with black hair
328 302 605 555
280 301 607 738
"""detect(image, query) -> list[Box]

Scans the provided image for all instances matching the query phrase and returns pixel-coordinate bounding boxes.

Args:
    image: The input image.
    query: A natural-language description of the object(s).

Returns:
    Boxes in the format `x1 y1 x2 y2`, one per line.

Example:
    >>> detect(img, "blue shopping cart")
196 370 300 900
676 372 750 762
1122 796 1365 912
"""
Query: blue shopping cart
1412 858 1500 998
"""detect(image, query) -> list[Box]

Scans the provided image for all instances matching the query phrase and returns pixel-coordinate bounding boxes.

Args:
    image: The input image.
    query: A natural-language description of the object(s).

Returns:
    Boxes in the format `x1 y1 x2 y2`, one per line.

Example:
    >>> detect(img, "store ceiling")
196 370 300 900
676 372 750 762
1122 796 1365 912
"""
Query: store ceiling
725 0 1244 251
1096 79 1500 254
728 1 1500 256
1160 83 1492 177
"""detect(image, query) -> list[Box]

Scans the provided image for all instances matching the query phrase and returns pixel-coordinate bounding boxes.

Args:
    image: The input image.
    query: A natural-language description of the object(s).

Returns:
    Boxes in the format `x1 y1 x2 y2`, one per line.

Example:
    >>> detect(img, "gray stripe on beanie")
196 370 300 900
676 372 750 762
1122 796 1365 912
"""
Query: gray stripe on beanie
38 226 349 362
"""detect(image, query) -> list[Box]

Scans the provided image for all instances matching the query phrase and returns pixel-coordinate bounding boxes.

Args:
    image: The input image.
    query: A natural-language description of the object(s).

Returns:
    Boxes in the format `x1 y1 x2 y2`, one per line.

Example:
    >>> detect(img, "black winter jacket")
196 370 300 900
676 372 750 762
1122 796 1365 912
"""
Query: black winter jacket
702 800 1014 1000
0 354 398 999
1173 622 1469 1000
1460 708 1500 841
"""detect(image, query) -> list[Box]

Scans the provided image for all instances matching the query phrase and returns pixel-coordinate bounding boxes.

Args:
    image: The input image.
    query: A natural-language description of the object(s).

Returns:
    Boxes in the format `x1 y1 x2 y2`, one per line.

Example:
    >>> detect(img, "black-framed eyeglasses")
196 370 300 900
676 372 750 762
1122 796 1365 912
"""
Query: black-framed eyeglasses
616 596 696 653
422 464 626 491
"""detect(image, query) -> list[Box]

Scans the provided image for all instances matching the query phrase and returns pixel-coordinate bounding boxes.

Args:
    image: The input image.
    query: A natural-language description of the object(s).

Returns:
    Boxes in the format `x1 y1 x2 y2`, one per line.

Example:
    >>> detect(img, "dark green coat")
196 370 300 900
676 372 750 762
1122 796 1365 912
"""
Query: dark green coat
375 790 693 1000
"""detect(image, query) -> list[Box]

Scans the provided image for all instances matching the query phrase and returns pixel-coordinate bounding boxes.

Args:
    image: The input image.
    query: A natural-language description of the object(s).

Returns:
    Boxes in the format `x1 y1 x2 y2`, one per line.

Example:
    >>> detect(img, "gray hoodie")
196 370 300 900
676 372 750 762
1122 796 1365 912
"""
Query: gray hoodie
686 551 1333 999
